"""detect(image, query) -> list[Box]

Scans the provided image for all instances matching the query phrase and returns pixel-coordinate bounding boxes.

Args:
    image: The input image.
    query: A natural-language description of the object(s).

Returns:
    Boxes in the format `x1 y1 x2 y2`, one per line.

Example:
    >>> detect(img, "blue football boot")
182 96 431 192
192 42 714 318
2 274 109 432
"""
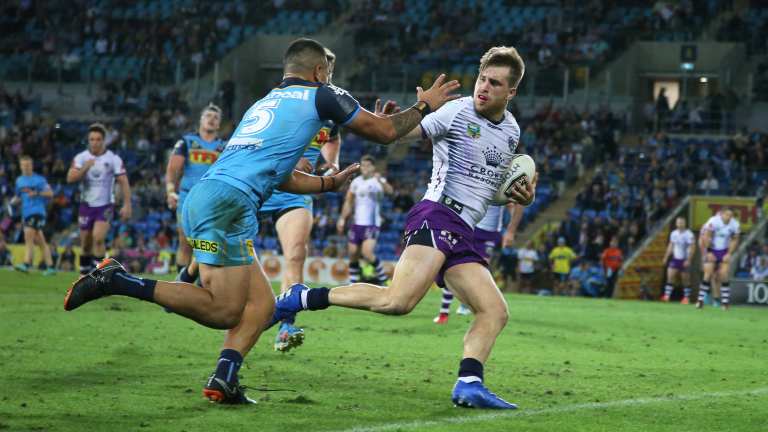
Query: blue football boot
451 379 518 409
274 322 305 352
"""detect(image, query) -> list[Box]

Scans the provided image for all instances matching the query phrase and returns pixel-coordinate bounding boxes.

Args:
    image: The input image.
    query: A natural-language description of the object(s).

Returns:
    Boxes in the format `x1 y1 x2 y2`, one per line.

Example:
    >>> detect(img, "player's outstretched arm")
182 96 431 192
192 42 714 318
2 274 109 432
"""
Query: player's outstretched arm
346 74 460 144
337 188 354 234
278 163 360 194
66 159 95 183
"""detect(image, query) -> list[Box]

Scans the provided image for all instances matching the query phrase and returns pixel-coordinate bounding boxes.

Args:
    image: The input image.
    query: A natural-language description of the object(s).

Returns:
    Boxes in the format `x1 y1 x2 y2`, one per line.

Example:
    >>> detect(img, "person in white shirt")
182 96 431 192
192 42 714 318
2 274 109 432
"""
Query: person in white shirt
750 256 768 281
661 217 696 304
66 123 132 274
337 155 393 285
697 208 740 310
279 46 535 409
516 240 538 294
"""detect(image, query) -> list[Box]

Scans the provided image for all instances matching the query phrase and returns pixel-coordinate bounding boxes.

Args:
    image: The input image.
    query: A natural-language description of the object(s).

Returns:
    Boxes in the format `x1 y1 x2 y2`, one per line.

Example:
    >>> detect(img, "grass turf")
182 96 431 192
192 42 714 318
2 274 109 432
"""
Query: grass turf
1 269 767 432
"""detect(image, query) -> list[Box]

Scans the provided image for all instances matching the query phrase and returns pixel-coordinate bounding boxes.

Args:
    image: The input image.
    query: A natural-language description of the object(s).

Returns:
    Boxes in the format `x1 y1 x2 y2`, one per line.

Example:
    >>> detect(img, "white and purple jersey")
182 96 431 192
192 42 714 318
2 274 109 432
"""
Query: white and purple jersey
350 176 384 227
72 150 126 207
702 214 740 251
669 228 695 260
420 97 520 227
476 205 504 233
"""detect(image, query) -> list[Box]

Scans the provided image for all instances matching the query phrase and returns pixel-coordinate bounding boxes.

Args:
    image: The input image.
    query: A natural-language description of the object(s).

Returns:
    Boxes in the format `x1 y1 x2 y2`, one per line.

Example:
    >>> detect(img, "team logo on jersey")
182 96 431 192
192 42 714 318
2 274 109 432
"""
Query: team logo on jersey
466 122 482 139
508 136 517 152
438 230 459 249
190 140 201 149
310 127 332 149
482 147 503 167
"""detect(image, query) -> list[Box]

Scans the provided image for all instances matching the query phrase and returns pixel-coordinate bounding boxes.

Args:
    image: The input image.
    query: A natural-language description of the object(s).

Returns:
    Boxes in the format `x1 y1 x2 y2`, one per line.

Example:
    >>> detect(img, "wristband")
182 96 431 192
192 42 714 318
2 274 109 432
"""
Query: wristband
166 182 176 194
413 101 432 118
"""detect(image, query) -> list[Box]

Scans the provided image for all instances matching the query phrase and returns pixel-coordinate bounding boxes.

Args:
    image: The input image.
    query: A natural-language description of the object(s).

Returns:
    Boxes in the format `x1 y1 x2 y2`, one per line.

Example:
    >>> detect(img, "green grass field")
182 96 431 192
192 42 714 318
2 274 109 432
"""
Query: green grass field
1 270 767 432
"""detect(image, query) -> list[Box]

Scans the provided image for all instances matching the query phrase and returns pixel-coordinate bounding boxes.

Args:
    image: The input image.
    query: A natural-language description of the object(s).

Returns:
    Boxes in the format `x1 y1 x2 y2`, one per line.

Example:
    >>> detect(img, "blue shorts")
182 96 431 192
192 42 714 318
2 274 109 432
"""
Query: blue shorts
181 179 258 267
258 191 312 222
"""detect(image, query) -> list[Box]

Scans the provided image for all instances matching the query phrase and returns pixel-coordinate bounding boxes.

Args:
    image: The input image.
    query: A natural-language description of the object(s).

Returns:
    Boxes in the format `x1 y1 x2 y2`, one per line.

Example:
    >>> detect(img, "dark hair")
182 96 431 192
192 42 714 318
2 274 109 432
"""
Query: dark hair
284 38 328 73
361 155 375 164
88 122 107 138
325 48 336 64
19 154 32 162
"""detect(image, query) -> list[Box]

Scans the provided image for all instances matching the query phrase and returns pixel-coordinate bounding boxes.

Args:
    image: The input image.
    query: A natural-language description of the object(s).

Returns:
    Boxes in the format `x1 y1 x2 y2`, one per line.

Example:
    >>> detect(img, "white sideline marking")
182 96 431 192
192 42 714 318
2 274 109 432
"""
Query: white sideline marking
336 387 768 432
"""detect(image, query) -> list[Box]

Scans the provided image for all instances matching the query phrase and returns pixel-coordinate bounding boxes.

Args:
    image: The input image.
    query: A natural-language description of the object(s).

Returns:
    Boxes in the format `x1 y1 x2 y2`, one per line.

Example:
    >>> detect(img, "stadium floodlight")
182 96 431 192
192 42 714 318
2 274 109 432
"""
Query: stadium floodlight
680 62 695 71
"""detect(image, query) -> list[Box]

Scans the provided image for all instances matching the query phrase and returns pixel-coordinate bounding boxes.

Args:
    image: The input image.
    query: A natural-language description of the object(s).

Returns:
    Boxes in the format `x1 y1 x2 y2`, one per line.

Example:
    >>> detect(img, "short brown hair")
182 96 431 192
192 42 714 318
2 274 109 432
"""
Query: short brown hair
202 103 222 116
88 122 107 138
19 155 32 162
361 155 375 164
479 46 525 89
325 48 336 65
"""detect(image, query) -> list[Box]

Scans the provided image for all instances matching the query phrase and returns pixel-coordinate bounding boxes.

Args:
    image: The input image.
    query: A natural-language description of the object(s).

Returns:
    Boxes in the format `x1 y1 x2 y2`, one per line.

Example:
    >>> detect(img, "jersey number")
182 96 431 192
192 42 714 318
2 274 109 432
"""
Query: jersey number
240 99 281 135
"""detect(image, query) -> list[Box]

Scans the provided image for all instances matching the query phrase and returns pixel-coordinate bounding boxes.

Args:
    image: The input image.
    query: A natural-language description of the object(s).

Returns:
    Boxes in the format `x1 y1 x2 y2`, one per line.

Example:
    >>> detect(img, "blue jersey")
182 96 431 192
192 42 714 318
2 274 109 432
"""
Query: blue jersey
261 122 339 213
202 78 360 207
15 174 50 218
173 133 225 193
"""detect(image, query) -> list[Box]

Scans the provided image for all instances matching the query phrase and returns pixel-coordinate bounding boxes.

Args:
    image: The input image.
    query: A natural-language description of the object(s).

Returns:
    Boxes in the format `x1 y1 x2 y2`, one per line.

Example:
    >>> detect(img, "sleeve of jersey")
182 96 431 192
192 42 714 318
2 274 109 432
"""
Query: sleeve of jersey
420 99 462 140
172 139 188 157
73 153 84 169
315 85 361 126
114 156 126 176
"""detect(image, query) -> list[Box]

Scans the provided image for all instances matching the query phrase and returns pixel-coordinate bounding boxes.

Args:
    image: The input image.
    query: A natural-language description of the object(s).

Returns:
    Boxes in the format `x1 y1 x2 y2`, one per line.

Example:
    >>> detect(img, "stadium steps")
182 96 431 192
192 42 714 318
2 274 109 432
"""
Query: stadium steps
515 166 598 245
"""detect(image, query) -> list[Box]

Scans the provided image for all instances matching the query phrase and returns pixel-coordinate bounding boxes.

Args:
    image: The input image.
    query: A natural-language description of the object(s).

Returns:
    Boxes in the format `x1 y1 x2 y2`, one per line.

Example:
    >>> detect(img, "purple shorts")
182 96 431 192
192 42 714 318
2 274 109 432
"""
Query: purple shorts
78 203 114 230
348 224 380 245
403 200 487 288
474 228 502 262
668 258 687 270
708 248 728 265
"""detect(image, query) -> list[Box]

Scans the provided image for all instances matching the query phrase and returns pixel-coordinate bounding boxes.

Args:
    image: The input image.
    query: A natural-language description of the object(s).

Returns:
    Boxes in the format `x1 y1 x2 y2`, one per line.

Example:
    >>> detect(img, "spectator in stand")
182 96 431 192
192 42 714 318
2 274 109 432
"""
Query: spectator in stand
516 241 538 294
751 256 768 281
601 237 623 298
698 172 719 195
569 260 606 298
656 87 670 130
550 237 577 296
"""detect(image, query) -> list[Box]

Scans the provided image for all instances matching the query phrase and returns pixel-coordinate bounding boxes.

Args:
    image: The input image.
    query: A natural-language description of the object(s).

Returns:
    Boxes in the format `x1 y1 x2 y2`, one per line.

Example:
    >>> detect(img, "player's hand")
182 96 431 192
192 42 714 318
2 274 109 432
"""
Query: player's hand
295 157 314 174
508 173 538 206
683 259 691 269
723 253 731 264
502 230 515 248
327 163 360 192
319 162 339 176
374 98 401 116
416 74 461 112
167 192 179 210
83 159 96 170
120 205 132 221
336 218 345 235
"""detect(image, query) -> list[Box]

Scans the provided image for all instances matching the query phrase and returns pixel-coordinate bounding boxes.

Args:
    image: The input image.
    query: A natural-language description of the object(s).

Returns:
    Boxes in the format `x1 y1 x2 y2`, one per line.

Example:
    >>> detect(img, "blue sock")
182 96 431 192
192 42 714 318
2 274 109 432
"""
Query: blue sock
111 272 157 302
214 349 243 384
307 287 330 310
458 357 484 382
178 266 196 283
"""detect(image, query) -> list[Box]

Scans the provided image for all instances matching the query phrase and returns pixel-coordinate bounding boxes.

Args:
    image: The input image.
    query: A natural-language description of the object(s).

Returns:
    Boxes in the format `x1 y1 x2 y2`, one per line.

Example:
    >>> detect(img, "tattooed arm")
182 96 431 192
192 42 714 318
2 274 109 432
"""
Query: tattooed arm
345 74 460 144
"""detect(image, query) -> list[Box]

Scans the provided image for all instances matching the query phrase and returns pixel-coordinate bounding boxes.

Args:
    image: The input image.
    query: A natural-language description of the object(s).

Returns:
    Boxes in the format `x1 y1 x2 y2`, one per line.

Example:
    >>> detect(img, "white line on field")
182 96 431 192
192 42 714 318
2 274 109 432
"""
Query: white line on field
335 387 768 432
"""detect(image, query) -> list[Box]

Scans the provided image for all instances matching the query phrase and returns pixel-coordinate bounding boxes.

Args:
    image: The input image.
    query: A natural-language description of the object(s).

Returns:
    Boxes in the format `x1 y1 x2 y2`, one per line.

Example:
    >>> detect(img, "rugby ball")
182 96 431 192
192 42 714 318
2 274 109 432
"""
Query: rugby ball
492 154 536 206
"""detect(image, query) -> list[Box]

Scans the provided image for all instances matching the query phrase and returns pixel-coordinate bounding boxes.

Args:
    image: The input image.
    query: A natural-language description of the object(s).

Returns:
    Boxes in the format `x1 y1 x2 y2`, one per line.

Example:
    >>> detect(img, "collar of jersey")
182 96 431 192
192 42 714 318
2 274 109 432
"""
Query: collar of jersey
278 77 321 89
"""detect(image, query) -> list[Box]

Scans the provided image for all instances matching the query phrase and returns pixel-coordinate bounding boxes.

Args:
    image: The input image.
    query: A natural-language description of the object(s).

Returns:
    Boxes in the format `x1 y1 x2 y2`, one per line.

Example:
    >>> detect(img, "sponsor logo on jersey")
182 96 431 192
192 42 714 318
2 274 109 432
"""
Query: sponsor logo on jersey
189 149 219 165
265 89 311 101
466 122 482 139
187 238 219 253
482 147 503 167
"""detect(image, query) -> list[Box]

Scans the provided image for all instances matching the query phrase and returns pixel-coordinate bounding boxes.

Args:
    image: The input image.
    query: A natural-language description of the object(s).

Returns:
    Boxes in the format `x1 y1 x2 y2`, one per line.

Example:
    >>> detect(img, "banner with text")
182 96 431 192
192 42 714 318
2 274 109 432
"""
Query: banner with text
689 196 758 231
